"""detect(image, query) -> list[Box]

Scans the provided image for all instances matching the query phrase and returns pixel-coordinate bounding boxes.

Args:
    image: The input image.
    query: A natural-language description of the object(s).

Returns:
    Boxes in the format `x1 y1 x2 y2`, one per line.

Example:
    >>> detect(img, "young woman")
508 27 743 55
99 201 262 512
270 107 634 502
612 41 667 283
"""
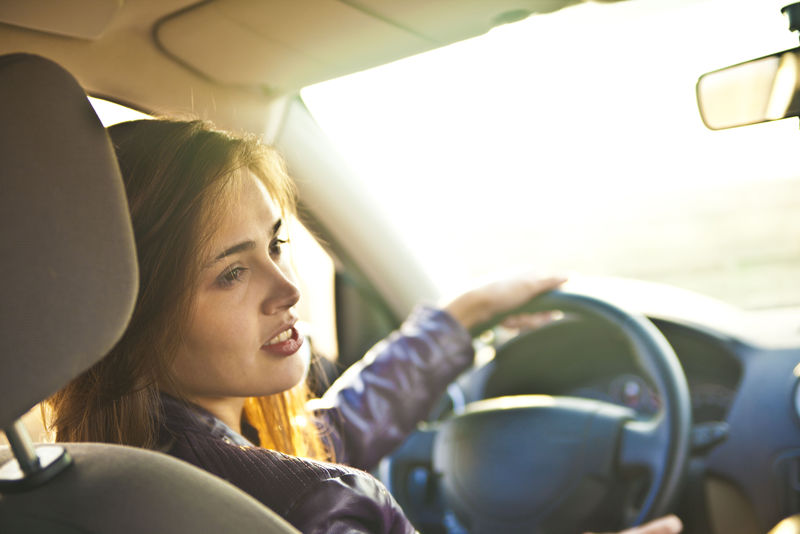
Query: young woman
48 119 680 534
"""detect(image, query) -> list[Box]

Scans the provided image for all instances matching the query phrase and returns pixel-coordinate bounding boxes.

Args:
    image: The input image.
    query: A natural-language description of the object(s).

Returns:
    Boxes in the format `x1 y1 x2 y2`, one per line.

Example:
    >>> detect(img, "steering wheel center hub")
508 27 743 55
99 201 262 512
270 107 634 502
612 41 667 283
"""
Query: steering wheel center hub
433 395 635 531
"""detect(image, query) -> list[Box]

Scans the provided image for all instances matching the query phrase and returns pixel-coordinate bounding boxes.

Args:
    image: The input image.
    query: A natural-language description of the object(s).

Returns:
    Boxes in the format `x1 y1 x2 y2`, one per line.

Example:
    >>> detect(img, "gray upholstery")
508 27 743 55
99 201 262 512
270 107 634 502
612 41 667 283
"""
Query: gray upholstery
0 53 138 428
0 444 299 533
0 53 299 533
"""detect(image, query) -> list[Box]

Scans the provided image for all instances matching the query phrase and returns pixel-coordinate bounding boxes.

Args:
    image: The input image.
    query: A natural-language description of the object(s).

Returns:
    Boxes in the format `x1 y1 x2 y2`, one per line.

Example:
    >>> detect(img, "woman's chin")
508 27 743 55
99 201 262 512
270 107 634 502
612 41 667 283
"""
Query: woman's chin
258 351 309 396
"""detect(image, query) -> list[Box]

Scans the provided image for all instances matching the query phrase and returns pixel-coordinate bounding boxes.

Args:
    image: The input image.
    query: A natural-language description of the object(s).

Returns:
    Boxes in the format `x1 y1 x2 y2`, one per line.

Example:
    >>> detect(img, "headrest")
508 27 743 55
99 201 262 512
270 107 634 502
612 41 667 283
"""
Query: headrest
0 53 138 428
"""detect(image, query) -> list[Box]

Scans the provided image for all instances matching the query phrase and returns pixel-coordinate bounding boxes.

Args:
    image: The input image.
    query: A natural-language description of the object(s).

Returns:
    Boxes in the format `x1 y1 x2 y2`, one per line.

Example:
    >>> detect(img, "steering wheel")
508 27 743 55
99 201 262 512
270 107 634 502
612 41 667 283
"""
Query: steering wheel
382 289 691 533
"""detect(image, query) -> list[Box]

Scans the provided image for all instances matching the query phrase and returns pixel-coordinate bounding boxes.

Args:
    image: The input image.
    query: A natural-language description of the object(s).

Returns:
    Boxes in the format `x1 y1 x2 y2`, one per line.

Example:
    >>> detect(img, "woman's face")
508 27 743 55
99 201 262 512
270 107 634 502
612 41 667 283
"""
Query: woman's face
170 169 306 404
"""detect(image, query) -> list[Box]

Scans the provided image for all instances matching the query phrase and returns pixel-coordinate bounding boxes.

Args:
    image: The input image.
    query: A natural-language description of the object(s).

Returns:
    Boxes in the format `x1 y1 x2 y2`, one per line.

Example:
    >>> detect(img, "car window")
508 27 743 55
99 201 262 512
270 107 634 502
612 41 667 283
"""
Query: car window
290 220 338 360
301 0 800 310
89 97 151 126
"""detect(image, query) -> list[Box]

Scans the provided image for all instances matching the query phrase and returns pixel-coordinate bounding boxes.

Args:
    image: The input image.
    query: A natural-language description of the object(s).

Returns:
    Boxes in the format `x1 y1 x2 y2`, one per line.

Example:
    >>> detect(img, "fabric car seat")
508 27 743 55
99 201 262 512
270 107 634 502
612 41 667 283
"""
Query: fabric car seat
0 53 299 534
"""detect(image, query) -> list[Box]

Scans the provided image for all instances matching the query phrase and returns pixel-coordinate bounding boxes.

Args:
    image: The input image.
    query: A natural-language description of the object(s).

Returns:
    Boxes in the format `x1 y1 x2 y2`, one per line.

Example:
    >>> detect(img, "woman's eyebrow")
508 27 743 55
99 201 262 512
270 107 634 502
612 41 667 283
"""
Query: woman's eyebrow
213 240 256 262
210 219 282 264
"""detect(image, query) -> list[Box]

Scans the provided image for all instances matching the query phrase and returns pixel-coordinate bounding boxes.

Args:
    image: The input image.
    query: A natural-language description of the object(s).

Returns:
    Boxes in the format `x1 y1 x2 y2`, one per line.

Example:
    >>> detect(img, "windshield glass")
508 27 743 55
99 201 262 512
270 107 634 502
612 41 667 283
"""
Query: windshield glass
302 0 800 310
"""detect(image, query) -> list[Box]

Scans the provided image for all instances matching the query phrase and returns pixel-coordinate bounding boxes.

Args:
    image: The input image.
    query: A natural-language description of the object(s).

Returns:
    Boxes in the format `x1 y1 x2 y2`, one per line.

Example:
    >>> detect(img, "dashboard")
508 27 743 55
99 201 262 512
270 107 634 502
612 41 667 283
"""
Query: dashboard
566 373 737 423
387 305 800 534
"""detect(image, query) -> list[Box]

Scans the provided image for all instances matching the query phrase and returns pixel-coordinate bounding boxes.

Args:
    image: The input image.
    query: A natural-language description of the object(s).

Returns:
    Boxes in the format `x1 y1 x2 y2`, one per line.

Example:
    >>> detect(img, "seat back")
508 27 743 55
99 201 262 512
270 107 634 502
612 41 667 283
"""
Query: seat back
0 53 298 534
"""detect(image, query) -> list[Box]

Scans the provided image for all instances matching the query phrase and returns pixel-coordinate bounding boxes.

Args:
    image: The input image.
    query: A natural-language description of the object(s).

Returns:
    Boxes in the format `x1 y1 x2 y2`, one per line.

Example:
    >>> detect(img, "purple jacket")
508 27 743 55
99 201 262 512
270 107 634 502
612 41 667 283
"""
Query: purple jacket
158 306 474 533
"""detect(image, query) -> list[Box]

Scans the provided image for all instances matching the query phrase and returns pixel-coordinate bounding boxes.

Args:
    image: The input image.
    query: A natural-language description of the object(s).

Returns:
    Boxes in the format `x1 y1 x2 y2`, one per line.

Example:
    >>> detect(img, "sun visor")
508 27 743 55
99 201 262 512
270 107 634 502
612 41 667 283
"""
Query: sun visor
154 0 600 92
155 0 435 92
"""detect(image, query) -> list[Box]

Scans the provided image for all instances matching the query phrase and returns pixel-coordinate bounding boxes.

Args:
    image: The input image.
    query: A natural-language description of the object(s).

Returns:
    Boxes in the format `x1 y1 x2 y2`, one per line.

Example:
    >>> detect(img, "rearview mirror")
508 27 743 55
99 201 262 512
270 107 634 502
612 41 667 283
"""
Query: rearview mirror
697 47 800 130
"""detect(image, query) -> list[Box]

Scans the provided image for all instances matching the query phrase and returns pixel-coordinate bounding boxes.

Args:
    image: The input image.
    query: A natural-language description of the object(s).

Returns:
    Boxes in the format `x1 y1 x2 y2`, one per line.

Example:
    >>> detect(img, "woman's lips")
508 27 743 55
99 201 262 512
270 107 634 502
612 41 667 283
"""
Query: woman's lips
261 326 303 357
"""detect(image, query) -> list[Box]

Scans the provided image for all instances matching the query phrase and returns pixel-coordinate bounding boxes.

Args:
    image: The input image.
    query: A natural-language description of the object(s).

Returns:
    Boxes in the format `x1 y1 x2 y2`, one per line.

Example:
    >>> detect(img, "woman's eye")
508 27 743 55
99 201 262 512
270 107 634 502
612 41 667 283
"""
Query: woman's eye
270 238 289 257
217 266 248 287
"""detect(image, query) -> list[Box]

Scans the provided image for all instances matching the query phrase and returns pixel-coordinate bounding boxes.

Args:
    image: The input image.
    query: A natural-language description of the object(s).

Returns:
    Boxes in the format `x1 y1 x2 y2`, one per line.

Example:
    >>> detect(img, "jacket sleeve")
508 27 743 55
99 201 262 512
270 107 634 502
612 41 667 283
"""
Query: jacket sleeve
285 472 417 534
311 306 474 471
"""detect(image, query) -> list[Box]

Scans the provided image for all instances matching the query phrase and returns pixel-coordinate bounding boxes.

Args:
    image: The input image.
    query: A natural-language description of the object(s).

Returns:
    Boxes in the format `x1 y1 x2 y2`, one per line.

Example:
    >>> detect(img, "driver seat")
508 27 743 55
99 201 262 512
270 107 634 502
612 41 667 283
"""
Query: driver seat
0 53 299 534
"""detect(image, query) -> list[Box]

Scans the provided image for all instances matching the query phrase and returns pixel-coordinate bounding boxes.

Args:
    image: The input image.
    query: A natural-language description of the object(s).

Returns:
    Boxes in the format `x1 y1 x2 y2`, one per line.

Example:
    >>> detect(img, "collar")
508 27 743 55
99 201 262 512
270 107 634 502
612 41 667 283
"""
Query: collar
159 393 256 448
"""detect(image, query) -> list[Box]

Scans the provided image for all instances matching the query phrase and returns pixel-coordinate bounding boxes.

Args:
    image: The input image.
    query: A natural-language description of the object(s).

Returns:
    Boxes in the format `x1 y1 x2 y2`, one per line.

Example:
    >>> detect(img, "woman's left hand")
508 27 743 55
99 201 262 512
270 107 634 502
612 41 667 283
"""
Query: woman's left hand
586 514 683 534
442 272 567 332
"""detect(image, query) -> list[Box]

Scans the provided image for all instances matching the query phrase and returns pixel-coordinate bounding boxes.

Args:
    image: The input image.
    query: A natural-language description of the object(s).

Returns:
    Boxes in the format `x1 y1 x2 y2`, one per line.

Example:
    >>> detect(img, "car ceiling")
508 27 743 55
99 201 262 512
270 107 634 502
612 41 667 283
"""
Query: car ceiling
0 0 626 133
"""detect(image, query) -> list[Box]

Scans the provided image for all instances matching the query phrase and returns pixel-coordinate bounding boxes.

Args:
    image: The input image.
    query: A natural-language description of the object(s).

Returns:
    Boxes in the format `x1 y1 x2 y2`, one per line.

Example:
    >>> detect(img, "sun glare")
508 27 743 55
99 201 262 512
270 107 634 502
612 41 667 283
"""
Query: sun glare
89 97 151 126
304 0 800 308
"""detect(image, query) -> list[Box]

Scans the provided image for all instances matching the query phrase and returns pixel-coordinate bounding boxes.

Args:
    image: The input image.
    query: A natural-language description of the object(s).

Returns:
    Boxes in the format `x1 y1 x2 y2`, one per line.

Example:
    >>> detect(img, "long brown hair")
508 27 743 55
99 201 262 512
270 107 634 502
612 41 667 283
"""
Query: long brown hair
48 119 331 460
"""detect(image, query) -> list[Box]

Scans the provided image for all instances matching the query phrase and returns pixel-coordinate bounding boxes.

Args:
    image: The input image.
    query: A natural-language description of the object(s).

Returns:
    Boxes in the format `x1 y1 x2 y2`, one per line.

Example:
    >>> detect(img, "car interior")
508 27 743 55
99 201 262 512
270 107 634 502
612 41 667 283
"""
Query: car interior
1 1 800 533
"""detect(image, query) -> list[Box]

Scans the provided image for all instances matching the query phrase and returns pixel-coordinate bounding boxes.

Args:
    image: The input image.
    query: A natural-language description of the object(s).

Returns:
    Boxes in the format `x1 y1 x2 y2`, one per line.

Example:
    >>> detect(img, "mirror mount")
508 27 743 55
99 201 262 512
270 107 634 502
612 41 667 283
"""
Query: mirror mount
783 3 800 131
782 3 800 39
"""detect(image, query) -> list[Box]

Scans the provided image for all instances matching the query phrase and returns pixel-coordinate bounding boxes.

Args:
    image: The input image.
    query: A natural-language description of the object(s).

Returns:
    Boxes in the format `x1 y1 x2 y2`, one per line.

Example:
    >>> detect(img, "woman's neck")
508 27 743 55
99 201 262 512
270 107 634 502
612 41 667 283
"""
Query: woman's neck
186 396 247 434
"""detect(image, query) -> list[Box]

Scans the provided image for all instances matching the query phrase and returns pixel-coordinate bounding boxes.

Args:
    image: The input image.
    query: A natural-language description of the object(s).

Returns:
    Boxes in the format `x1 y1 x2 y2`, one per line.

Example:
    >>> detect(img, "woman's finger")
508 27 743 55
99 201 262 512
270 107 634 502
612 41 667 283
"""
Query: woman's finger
500 311 559 331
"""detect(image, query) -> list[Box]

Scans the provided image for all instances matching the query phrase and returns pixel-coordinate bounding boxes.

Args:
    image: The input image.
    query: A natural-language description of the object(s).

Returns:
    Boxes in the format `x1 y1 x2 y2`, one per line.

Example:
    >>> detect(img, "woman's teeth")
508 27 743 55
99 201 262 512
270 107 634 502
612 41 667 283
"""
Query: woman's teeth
267 329 292 345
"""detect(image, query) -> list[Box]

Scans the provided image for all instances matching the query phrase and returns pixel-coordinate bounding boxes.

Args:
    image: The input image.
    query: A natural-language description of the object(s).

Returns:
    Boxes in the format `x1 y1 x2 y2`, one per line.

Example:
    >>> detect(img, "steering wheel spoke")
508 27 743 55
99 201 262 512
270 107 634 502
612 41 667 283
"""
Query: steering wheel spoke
620 418 667 475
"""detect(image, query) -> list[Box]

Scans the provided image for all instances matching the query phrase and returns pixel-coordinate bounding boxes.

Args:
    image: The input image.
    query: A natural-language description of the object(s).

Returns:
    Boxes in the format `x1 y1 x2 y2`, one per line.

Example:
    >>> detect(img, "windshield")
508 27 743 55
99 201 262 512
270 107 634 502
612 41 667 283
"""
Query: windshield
302 0 800 310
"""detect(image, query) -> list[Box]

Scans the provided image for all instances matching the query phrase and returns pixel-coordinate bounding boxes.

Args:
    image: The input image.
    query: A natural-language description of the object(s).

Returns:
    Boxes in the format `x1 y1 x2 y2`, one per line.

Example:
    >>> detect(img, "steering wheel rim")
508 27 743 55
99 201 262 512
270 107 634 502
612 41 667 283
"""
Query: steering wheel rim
431 288 692 532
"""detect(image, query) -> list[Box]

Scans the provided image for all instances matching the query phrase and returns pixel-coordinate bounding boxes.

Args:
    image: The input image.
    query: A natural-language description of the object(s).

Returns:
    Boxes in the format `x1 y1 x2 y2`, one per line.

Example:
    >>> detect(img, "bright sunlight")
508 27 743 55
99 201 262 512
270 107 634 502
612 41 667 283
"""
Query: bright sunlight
302 0 800 309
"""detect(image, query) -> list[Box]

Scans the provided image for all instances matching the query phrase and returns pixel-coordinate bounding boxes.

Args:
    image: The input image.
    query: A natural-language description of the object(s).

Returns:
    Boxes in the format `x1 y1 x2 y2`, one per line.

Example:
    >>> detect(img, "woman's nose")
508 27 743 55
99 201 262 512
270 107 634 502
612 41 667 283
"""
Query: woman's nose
262 264 301 315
